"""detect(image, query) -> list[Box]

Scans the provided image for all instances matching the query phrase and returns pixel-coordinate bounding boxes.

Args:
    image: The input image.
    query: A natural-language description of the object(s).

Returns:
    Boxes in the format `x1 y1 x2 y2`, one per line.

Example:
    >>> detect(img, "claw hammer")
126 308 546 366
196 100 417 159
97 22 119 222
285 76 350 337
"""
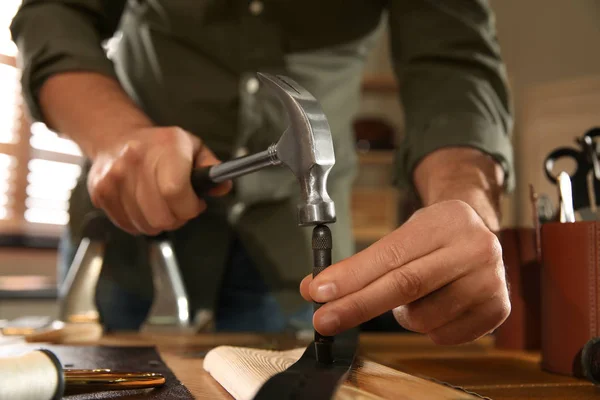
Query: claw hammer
60 73 338 360
193 73 338 362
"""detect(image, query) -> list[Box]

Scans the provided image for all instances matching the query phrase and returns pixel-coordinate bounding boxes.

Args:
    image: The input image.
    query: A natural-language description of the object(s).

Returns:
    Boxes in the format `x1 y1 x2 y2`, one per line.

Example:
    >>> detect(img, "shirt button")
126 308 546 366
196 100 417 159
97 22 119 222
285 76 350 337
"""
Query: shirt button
246 77 260 94
249 0 264 16
235 147 249 158
228 202 247 225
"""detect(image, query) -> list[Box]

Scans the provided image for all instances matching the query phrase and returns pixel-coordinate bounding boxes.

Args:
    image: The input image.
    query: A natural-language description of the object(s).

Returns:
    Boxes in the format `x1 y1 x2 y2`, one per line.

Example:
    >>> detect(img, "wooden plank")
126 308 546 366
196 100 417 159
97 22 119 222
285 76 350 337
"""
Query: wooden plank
202 346 480 400
161 352 234 399
87 333 592 399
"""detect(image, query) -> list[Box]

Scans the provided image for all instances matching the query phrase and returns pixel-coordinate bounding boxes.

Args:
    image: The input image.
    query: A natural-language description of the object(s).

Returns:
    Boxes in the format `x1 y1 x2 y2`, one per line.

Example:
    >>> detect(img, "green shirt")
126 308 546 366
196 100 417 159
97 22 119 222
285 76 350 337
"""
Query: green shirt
10 0 514 314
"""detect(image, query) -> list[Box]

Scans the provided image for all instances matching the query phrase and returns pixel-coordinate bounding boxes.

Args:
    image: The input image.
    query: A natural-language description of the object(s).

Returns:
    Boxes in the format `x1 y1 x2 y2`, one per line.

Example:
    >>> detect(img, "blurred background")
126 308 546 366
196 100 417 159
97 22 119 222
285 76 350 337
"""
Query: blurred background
0 1 599 321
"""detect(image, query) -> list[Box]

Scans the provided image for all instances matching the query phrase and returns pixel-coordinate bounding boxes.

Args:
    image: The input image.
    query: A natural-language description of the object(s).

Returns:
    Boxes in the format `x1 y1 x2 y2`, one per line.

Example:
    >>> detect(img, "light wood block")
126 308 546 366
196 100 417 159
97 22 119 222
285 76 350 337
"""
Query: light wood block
203 345 479 400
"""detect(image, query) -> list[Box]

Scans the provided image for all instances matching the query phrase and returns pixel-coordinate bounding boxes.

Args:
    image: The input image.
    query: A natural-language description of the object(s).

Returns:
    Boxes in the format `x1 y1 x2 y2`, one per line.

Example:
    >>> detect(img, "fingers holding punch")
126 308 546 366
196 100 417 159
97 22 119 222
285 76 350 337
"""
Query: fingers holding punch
302 200 509 345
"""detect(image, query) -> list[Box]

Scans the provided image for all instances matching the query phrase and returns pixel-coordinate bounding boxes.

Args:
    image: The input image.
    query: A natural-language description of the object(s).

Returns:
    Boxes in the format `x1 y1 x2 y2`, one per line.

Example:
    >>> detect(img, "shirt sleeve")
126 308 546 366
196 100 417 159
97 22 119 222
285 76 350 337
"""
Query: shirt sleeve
10 0 126 122
388 0 515 192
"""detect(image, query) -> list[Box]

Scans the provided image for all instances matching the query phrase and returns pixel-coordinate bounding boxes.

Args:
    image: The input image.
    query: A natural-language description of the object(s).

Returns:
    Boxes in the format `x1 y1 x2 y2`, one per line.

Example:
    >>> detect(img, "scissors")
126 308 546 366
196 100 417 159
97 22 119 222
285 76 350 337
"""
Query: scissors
544 127 600 211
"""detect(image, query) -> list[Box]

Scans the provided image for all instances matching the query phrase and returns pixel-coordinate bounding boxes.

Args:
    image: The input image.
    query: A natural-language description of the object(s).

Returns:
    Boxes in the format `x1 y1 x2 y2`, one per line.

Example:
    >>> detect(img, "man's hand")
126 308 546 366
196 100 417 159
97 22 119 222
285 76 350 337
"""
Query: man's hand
300 147 510 345
38 72 232 236
300 200 509 345
87 127 232 236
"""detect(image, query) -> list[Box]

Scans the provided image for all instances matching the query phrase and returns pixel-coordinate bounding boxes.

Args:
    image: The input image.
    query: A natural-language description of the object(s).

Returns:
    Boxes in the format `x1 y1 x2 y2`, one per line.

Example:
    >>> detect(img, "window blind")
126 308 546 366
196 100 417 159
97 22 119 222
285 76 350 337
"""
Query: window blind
0 0 20 57
1 0 85 239
0 54 22 233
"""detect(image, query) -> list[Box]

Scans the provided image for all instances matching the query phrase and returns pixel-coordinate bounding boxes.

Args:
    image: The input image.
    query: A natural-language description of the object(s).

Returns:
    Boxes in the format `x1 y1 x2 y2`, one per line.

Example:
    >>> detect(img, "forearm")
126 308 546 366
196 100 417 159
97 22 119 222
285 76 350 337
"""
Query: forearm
39 72 154 159
413 147 504 231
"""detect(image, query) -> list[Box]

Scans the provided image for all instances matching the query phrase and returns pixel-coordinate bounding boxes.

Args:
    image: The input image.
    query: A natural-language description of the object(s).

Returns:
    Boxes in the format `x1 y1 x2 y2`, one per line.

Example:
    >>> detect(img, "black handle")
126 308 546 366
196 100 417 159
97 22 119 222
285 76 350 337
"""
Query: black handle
190 166 220 197
543 147 583 184
584 127 600 141
85 168 221 243
146 167 219 242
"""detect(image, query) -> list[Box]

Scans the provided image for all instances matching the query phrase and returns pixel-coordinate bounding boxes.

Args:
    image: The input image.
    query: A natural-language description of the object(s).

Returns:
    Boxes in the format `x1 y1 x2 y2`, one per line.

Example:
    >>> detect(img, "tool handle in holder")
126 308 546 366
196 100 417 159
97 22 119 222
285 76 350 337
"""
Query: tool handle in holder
0 349 64 400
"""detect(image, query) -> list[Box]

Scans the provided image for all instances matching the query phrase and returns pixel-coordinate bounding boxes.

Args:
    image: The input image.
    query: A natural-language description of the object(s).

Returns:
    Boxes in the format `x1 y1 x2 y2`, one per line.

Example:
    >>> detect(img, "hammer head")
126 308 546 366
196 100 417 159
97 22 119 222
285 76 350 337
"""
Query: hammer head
257 72 336 226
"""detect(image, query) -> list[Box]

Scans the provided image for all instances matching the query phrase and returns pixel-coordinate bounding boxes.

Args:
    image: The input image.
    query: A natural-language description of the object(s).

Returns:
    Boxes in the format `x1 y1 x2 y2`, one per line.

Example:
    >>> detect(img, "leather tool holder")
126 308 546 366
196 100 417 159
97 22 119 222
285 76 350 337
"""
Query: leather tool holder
495 228 542 351
540 221 600 377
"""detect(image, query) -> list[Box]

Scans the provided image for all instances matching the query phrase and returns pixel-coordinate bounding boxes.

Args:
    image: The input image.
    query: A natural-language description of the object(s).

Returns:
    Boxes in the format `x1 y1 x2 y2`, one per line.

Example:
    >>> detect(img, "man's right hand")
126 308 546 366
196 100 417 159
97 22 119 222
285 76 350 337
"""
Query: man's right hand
87 126 232 236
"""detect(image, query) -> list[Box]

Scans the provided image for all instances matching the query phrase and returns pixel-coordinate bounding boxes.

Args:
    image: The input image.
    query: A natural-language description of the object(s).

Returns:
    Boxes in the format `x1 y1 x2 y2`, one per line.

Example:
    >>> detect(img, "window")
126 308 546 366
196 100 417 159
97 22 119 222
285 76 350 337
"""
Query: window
0 1 84 239
0 1 20 57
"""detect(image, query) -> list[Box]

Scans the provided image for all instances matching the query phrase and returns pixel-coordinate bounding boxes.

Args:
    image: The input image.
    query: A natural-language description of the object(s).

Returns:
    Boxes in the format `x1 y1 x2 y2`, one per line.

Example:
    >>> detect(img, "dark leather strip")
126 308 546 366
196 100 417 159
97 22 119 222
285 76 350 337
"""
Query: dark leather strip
252 328 359 400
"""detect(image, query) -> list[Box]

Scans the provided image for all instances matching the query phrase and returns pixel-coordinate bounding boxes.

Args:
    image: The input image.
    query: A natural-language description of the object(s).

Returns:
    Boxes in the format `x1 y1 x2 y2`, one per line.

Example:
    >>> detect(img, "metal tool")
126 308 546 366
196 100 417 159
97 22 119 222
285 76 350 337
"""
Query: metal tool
537 194 555 223
574 170 599 221
191 72 338 363
191 72 336 226
58 211 110 325
63 369 165 392
140 233 191 331
544 127 600 212
58 211 193 332
312 225 334 364
60 73 338 354
557 172 575 223
529 185 542 261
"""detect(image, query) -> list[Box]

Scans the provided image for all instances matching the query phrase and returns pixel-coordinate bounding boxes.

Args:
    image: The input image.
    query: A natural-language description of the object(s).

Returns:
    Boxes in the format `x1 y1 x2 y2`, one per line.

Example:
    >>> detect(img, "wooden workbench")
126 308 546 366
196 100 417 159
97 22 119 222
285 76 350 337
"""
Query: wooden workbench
94 332 598 399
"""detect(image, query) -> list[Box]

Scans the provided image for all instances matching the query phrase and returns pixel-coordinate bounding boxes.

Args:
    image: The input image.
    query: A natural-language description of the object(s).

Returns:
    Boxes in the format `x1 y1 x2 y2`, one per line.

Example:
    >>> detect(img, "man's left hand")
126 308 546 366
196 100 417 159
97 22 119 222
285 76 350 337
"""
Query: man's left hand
300 147 510 345
300 199 509 345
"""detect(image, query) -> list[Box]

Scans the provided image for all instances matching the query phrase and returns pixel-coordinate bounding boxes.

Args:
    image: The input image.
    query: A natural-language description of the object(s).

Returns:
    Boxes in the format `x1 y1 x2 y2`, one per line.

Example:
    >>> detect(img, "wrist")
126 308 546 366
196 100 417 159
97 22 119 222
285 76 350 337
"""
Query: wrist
428 186 501 231
413 147 504 231
85 121 154 160
38 72 155 160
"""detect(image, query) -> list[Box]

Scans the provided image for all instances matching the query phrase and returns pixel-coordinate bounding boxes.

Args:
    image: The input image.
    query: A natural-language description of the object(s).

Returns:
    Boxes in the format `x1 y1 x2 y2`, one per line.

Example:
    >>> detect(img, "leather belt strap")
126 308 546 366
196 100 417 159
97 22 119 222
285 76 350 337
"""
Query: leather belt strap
252 328 360 400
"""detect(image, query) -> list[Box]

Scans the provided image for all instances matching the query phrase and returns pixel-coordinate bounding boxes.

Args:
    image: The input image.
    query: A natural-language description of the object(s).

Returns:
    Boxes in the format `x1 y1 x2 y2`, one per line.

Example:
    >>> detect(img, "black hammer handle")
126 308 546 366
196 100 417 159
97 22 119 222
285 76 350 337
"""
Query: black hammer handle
144 167 218 242
190 166 221 197
191 145 280 198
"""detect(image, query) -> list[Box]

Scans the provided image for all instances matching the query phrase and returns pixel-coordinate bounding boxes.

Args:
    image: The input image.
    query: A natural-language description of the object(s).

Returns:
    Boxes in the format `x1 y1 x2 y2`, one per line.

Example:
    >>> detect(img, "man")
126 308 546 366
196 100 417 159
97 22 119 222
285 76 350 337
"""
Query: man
11 0 514 344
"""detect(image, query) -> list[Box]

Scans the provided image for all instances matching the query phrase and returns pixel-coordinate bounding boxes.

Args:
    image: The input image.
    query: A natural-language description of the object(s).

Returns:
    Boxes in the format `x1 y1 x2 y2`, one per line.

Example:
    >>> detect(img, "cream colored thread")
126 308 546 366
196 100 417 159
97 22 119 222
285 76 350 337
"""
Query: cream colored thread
0 350 59 400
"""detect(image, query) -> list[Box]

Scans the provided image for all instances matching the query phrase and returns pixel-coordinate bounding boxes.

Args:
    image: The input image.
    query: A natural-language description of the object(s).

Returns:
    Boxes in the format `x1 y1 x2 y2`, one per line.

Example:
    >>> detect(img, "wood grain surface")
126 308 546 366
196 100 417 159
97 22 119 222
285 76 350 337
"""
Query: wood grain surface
1 332 592 399
203 346 479 400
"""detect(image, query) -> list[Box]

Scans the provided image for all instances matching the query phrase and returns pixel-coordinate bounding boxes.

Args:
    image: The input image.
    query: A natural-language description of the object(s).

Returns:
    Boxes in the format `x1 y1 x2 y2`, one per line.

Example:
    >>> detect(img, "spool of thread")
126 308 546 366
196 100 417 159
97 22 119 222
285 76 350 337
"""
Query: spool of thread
0 349 64 400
